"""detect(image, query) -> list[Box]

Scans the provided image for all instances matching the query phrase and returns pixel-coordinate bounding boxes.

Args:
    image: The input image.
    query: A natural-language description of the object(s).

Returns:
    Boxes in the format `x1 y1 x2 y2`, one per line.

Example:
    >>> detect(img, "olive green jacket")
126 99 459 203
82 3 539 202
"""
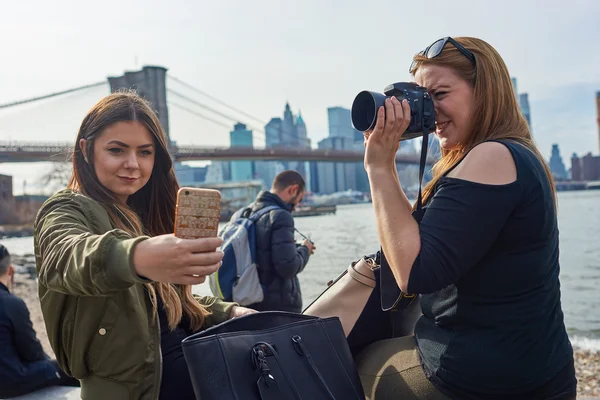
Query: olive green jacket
33 189 236 400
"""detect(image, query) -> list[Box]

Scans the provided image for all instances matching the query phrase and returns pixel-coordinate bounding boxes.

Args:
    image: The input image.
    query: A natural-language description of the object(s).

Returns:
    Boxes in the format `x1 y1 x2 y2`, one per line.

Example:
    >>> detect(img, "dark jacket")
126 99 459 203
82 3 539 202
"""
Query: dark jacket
248 191 310 313
0 282 58 393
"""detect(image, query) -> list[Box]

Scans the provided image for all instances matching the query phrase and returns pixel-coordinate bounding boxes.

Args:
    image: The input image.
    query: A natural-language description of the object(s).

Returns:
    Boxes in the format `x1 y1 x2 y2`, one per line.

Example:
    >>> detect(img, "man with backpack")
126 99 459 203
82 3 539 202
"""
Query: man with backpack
212 170 315 313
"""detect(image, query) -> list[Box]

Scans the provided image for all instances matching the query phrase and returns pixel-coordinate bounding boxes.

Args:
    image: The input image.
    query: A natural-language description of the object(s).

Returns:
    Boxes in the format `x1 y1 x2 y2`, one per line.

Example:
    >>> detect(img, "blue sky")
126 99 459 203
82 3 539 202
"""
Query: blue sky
0 0 599 193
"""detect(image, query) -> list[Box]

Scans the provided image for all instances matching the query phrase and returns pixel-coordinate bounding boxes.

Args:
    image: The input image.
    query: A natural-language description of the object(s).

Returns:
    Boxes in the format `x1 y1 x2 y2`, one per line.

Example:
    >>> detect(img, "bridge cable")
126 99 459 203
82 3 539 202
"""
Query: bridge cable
0 81 106 110
169 101 255 132
167 75 267 125
165 77 304 146
167 89 299 145
169 101 267 146
167 89 267 136
167 75 304 142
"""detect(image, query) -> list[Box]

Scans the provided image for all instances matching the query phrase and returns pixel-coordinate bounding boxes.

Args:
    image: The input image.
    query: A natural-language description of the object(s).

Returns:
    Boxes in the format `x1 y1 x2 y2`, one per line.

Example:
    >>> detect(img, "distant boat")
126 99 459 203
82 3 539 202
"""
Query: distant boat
293 204 336 217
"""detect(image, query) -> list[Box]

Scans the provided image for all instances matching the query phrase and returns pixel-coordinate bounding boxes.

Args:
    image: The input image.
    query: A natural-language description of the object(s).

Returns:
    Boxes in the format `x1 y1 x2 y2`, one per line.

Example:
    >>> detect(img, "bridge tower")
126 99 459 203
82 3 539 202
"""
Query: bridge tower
107 66 170 145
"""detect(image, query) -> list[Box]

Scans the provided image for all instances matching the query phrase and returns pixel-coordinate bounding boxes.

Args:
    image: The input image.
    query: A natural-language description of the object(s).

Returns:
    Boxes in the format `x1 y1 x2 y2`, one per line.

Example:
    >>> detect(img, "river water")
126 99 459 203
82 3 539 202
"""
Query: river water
3 190 599 350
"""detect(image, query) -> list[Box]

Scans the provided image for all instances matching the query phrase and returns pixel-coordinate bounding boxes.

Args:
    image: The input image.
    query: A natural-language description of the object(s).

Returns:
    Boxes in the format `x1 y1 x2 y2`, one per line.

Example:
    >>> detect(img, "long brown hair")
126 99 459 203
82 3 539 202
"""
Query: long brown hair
410 37 556 206
68 90 210 331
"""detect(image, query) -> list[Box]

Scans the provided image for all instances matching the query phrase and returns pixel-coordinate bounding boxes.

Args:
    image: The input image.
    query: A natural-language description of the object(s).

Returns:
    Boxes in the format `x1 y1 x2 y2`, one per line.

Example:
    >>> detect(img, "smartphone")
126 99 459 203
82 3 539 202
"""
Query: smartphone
174 187 222 239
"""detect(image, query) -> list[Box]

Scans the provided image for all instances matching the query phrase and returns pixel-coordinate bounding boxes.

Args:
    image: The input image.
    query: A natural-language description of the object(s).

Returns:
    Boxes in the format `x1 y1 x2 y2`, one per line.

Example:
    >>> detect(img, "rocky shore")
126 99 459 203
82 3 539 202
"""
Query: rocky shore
9 254 600 397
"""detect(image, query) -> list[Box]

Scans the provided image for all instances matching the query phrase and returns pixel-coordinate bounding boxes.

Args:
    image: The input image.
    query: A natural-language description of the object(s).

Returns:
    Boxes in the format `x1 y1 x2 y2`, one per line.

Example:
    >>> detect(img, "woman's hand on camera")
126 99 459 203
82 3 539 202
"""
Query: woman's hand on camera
133 235 223 285
364 97 411 172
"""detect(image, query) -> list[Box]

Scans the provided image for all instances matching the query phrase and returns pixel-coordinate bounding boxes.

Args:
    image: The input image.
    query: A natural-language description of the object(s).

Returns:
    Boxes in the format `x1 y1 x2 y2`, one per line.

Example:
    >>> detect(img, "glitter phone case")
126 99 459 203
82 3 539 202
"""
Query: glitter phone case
174 187 222 239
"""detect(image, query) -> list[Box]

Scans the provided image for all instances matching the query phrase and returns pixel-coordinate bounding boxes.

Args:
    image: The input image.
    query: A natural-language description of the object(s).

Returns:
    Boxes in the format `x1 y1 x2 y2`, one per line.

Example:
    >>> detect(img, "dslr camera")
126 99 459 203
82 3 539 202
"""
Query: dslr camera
351 82 436 141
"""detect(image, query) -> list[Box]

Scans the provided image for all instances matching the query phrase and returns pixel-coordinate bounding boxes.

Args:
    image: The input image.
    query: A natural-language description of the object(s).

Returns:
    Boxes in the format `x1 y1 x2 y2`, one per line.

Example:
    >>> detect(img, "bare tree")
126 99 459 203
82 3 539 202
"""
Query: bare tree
37 162 72 194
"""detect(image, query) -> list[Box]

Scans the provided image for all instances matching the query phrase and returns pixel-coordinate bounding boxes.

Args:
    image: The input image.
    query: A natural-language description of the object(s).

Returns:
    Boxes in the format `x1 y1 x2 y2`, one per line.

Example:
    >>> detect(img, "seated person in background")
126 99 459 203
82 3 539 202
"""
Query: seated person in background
0 244 79 398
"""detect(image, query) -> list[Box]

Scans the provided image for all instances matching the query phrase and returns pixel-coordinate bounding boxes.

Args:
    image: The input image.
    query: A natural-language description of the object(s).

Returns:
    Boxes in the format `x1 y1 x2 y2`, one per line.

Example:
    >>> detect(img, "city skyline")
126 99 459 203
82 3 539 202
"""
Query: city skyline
0 86 595 195
0 0 599 193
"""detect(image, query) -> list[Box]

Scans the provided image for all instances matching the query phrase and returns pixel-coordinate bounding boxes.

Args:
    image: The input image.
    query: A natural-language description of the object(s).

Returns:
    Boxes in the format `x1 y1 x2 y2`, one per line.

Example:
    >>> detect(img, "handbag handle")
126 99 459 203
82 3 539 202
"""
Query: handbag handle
292 335 336 400
253 342 302 400
347 259 376 288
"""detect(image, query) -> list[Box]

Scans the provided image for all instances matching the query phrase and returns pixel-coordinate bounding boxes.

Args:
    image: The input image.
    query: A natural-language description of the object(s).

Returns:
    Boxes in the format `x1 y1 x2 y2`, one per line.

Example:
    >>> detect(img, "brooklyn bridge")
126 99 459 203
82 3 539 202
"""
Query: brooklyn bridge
0 66 433 166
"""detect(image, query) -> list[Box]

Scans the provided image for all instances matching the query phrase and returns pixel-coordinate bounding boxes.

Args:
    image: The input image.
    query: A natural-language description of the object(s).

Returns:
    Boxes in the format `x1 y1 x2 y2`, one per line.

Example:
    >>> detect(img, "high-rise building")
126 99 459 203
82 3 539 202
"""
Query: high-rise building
316 137 357 194
321 106 367 193
571 153 581 181
230 122 253 148
511 77 519 103
0 174 13 202
108 66 170 139
327 107 362 142
353 140 370 193
549 144 567 180
288 112 311 178
511 77 532 133
596 91 600 154
296 112 311 148
265 118 282 148
264 103 311 149
230 122 254 182
309 161 320 193
519 93 531 129
257 103 310 185
571 152 600 181
282 102 297 147
0 174 15 225
204 161 231 183
254 160 285 190
175 163 208 186
582 153 600 181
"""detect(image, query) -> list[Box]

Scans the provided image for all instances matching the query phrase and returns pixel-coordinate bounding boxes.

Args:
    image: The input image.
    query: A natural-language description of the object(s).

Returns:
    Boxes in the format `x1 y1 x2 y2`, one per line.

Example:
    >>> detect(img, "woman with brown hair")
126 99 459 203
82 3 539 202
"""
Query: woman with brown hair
357 37 576 399
34 91 255 400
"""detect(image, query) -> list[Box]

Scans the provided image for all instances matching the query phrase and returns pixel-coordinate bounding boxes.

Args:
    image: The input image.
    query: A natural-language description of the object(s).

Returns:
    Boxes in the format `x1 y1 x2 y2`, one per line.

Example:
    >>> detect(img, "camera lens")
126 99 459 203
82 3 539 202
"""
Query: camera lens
351 91 388 132
185 191 190 195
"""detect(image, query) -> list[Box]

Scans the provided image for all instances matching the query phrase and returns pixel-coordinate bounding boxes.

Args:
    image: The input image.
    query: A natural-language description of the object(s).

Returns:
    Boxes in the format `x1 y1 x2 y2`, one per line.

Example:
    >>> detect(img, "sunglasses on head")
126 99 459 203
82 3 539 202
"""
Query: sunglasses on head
409 37 476 73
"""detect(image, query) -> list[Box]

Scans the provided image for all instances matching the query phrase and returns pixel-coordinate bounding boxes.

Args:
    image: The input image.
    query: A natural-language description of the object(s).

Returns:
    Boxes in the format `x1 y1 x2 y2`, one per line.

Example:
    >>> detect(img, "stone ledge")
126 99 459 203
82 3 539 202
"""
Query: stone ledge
1 386 81 400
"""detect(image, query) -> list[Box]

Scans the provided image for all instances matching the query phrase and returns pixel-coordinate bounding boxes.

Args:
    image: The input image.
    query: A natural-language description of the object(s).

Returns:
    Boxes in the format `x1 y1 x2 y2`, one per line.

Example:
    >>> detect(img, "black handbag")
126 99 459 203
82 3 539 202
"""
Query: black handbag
181 311 365 400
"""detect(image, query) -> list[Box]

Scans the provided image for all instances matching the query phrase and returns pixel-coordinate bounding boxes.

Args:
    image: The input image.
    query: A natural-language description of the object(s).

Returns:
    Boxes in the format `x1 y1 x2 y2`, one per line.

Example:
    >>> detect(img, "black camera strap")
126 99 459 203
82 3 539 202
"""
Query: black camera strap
415 126 430 217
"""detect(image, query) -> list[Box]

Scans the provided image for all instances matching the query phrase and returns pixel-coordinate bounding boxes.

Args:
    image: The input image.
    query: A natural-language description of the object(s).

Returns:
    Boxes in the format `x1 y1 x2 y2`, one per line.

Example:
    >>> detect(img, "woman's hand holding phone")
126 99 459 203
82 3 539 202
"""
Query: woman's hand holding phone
133 187 225 285
133 235 223 285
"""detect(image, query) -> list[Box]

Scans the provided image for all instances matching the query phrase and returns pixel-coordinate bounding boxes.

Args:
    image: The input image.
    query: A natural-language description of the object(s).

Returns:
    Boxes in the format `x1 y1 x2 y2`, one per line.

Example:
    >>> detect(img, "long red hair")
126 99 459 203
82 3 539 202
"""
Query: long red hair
410 37 556 206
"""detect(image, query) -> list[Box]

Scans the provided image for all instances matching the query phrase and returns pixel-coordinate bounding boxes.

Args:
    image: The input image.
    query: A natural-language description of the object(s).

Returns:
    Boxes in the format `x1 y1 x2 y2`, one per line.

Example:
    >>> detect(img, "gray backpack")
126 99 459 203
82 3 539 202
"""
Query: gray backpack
209 205 279 305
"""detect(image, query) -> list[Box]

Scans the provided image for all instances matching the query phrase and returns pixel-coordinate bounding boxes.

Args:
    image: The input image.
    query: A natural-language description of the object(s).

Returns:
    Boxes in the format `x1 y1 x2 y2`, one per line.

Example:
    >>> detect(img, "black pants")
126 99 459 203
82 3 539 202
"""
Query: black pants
0 359 79 398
